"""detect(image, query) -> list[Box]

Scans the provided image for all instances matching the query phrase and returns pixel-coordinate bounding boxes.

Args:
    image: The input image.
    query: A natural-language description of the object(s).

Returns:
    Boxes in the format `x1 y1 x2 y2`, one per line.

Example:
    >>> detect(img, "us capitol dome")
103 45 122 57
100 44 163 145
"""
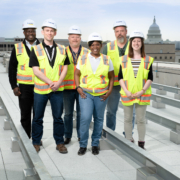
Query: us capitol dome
145 16 163 43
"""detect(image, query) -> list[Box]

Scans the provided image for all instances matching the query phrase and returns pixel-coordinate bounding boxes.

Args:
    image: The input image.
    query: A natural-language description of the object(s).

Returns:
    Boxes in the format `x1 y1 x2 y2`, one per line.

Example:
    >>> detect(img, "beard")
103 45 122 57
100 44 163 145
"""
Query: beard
117 37 125 43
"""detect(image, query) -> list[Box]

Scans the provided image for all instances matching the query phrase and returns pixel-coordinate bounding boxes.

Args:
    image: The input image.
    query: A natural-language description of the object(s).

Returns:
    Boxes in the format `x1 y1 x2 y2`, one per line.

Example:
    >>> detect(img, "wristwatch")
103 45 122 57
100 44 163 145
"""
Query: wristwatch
76 86 81 90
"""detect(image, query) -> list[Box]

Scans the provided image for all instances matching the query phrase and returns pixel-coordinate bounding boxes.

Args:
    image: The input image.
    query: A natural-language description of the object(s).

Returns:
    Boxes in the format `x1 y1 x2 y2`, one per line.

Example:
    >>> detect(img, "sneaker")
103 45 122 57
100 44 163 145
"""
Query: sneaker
78 147 87 156
64 138 71 145
56 144 68 154
33 145 40 153
92 146 99 155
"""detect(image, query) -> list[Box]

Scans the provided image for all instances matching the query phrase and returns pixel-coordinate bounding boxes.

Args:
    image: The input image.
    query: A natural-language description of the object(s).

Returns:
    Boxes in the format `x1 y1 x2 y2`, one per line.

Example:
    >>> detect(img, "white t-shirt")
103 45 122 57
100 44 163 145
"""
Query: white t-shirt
76 53 114 74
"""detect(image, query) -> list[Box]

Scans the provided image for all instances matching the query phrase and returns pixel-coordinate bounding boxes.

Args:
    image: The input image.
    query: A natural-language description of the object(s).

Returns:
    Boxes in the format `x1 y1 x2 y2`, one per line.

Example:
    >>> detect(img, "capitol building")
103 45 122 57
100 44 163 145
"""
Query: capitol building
143 16 180 63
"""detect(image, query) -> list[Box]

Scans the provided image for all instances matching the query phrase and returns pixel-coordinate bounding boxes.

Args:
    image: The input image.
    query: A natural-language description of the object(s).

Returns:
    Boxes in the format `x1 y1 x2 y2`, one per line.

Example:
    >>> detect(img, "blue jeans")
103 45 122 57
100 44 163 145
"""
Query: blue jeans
79 92 108 148
106 85 120 130
63 90 80 138
32 92 64 145
123 104 135 136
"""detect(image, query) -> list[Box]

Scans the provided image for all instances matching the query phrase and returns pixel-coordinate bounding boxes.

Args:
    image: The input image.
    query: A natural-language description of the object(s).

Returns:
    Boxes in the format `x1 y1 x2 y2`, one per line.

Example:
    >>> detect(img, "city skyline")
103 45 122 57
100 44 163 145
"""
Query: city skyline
0 0 180 41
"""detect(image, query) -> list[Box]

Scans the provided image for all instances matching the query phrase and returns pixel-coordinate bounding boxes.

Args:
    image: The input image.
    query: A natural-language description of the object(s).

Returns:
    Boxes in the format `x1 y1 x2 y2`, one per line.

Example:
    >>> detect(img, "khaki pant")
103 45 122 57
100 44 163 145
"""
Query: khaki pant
123 104 147 141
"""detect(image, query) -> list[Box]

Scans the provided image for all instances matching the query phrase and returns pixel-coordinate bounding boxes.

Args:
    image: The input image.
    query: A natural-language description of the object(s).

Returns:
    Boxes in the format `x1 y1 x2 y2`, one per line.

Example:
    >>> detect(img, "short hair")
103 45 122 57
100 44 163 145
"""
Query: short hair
128 38 145 58
88 41 102 47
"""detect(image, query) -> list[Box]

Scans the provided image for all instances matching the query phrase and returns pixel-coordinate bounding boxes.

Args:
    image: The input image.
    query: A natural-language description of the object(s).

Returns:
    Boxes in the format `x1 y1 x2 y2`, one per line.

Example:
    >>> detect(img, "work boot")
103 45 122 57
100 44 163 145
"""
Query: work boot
78 147 87 156
64 138 71 145
56 144 68 154
40 140 43 146
92 146 99 155
138 141 146 150
78 138 80 141
33 145 40 153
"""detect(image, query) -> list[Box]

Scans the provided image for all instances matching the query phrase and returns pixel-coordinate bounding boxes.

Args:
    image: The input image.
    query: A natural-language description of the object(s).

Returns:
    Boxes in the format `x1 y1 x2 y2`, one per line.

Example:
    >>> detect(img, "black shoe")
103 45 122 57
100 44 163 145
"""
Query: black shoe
78 147 87 156
64 138 71 145
78 138 80 141
40 140 43 146
92 146 99 155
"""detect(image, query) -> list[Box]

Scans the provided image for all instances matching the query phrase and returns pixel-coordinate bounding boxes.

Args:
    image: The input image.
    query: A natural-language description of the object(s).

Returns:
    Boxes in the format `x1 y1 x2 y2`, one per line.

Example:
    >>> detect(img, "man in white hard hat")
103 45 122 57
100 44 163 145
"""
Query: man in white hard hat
103 20 135 132
29 18 70 153
8 19 40 138
63 25 90 144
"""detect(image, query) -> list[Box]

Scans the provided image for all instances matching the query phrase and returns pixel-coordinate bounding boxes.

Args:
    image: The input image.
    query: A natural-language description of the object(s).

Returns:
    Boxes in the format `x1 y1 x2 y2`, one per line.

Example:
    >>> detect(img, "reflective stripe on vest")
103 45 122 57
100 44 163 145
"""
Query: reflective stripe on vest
17 42 24 54
17 74 32 81
57 44 66 55
81 86 109 94
35 44 45 56
144 56 150 70
122 55 128 68
35 82 64 91
110 40 115 50
121 94 151 103
81 53 88 65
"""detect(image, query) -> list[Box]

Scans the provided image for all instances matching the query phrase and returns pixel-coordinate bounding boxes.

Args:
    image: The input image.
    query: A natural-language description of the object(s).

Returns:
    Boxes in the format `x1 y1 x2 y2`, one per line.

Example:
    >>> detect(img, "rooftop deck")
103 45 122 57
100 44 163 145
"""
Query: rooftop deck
0 62 180 180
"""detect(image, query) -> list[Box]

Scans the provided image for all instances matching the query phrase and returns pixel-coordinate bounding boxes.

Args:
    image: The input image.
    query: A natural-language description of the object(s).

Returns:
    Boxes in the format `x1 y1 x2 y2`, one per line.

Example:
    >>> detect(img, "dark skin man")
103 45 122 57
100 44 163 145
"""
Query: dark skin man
13 28 36 96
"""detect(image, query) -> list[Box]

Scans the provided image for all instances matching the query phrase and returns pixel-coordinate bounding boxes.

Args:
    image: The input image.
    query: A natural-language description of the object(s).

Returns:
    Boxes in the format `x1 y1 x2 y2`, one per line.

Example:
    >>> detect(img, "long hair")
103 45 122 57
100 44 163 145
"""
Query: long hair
128 38 145 58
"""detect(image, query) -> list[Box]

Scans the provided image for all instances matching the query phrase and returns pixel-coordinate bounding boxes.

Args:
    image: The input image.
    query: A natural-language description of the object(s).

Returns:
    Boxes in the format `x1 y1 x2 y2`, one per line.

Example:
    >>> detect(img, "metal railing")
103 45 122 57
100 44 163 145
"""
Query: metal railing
152 83 180 94
0 91 52 180
151 93 180 108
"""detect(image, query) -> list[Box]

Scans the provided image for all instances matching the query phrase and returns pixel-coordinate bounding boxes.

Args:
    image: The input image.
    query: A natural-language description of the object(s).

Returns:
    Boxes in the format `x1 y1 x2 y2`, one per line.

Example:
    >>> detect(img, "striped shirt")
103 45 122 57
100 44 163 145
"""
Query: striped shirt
131 58 141 77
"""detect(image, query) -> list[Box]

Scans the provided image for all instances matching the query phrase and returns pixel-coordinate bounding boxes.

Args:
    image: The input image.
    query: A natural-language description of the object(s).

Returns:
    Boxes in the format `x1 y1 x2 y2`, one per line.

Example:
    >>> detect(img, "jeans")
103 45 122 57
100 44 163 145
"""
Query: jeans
106 85 120 130
79 92 108 148
32 91 64 145
123 104 135 137
63 90 80 138
18 84 34 138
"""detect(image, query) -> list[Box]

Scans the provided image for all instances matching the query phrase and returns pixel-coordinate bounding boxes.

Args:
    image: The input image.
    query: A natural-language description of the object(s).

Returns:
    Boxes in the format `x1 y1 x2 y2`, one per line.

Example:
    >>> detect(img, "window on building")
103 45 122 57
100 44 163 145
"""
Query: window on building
165 56 167 59
154 57 157 59
0 44 3 47
11 44 14 47
4 44 6 47
160 56 162 59
170 57 172 59
160 50 163 53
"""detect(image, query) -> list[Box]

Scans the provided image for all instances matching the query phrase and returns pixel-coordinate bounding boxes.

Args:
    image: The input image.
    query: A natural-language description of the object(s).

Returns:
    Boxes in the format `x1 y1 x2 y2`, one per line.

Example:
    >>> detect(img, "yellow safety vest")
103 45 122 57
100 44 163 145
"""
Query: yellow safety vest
107 40 129 86
120 55 154 106
64 46 90 89
15 42 34 85
79 53 110 96
32 43 66 94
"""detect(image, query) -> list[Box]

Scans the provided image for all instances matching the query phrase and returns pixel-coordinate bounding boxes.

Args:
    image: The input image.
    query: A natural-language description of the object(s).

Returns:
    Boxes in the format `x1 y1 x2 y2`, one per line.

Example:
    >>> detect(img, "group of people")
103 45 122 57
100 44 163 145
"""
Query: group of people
8 18 153 155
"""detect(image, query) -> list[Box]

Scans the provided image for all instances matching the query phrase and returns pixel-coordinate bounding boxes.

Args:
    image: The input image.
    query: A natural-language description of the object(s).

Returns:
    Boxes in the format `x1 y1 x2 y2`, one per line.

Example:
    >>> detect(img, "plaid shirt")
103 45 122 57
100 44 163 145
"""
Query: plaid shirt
69 45 82 65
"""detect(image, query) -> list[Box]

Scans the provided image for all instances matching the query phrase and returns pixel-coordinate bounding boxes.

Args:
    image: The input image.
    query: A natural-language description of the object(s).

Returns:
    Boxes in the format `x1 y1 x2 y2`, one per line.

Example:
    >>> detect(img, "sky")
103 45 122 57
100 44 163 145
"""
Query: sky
0 0 180 41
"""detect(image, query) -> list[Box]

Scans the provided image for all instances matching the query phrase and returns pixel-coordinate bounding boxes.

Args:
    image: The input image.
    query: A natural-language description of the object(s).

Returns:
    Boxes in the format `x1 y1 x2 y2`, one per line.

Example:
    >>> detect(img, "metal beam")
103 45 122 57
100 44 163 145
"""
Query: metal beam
102 126 180 180
151 93 180 108
0 94 53 180
152 83 180 94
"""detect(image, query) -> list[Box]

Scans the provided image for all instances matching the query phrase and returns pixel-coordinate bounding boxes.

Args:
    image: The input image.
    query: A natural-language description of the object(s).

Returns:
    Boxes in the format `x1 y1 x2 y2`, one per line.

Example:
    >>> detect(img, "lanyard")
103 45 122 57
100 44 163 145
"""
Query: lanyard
45 47 55 62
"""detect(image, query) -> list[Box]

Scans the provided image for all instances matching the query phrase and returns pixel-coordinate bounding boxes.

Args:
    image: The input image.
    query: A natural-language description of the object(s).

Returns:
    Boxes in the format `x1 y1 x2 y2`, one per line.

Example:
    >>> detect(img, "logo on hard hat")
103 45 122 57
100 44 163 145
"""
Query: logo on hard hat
48 22 54 24
134 32 141 34
28 23 34 25
93 35 99 37
116 21 122 23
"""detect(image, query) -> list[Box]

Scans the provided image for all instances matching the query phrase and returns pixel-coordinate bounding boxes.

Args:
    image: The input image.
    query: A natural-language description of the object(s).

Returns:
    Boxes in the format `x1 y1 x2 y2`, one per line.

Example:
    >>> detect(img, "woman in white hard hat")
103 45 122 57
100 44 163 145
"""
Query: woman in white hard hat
75 32 114 155
118 30 153 149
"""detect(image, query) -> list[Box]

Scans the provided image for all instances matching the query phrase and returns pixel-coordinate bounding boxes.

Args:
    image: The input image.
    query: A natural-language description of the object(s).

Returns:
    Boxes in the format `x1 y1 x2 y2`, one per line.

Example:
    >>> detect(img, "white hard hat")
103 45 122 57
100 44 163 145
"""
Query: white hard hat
68 25 81 35
88 32 102 43
130 30 144 39
42 18 57 30
113 20 127 29
22 19 36 29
